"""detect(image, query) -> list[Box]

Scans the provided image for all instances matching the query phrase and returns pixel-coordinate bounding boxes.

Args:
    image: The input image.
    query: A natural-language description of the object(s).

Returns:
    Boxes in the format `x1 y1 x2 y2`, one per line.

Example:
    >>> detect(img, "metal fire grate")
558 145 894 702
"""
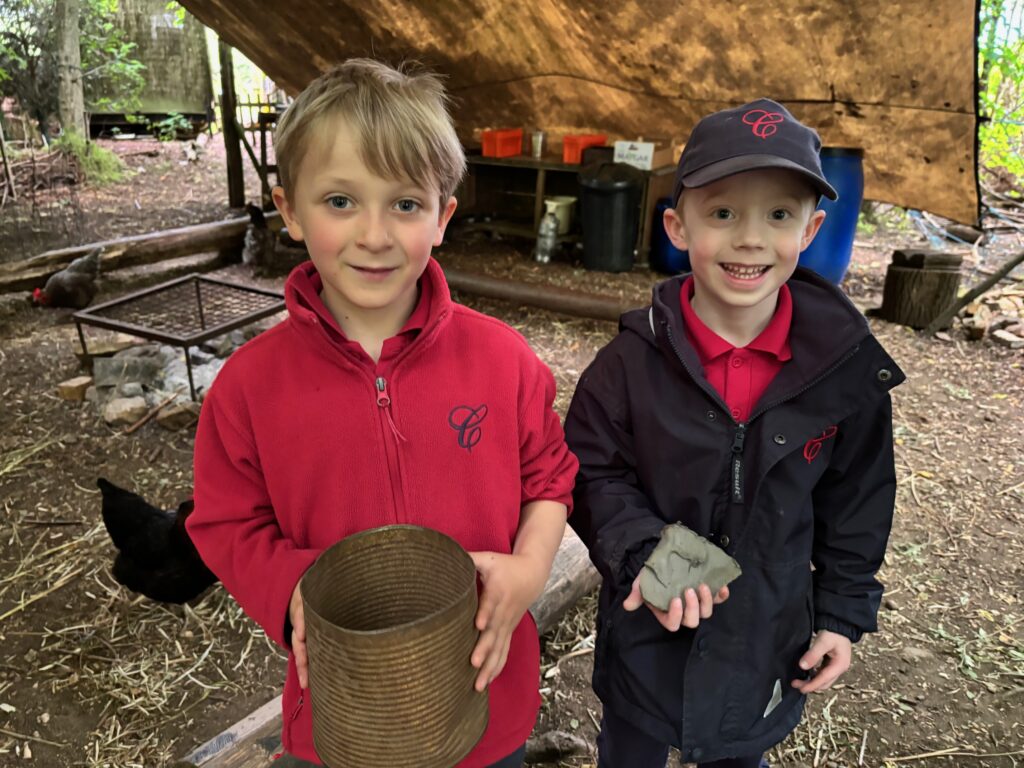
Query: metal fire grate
73 274 285 401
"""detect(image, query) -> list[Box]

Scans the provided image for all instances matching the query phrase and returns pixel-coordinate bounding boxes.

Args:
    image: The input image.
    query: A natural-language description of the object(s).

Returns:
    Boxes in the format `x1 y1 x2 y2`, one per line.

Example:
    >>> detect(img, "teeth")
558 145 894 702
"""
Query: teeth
721 264 769 280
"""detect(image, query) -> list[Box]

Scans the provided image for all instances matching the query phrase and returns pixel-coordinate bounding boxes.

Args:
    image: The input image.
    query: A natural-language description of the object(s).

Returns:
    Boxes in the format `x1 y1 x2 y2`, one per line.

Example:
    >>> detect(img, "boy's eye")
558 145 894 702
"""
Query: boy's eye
770 209 792 221
395 199 420 213
326 195 351 209
712 208 733 220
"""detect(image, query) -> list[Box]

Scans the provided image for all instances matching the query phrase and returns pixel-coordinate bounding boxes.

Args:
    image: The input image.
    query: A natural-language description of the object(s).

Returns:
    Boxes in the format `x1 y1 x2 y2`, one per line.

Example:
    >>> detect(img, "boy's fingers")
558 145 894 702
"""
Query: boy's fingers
294 638 308 689
471 630 494 669
697 584 714 619
622 577 644 611
713 585 730 604
798 644 826 672
681 588 701 628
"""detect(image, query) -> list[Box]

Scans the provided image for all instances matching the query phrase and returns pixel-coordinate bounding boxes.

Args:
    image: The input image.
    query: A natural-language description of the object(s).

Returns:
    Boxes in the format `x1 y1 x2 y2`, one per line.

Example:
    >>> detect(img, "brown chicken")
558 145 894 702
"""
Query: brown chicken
33 247 102 309
97 477 217 604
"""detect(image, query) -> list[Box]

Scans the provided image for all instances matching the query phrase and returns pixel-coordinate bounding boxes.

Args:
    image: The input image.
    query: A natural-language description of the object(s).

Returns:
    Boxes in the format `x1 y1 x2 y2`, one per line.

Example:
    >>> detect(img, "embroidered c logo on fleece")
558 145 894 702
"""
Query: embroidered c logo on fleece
448 405 488 451
803 426 838 464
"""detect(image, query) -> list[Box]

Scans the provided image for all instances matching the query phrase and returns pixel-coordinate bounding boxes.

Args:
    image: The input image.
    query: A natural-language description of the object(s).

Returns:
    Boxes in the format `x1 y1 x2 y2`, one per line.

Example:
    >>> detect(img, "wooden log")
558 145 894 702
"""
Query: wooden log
442 266 637 323
177 529 600 768
0 212 281 293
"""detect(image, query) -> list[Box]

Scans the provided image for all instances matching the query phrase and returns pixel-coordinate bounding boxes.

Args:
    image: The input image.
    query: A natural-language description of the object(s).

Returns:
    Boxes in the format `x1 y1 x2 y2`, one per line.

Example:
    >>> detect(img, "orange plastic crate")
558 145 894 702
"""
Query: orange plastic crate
562 134 607 164
481 128 523 158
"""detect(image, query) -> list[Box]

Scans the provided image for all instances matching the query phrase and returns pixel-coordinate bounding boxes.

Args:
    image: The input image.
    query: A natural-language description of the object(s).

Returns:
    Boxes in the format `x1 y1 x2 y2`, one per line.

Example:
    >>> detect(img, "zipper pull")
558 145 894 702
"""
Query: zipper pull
375 377 406 442
730 423 746 504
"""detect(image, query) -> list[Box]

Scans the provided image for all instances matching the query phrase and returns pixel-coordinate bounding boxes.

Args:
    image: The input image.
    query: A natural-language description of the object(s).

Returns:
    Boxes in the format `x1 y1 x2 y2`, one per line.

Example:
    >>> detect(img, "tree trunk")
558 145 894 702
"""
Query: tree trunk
55 0 87 137
218 39 245 208
879 266 962 329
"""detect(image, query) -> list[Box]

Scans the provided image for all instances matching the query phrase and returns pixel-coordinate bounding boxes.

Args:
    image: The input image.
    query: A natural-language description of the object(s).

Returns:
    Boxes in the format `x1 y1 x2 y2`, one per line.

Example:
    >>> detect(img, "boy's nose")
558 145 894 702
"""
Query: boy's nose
733 219 765 250
357 211 393 252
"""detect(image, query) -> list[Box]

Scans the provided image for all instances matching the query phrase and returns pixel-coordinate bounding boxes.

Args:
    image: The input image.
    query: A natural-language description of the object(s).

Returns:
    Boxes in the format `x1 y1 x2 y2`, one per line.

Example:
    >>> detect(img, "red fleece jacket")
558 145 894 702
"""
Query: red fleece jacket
187 258 578 766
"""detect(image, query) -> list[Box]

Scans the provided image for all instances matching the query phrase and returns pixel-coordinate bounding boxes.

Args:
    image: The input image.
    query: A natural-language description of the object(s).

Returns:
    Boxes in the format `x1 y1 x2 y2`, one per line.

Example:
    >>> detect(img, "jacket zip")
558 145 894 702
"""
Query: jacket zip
375 376 407 523
665 322 863 507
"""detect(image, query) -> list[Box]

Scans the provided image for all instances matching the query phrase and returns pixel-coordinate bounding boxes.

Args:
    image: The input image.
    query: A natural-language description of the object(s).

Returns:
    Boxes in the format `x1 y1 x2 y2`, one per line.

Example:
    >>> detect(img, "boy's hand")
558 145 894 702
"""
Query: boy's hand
622 573 729 631
791 630 852 694
289 582 308 689
468 551 548 692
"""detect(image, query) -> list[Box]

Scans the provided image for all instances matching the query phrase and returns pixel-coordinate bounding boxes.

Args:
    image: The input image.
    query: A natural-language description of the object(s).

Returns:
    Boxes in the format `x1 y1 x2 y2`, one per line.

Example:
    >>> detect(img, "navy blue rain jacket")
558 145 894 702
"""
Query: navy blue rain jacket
566 268 904 763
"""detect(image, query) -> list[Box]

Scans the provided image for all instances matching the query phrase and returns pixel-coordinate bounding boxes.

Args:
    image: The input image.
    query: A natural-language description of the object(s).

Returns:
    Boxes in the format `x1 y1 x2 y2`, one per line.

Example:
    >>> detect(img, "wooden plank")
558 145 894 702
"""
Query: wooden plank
177 529 599 767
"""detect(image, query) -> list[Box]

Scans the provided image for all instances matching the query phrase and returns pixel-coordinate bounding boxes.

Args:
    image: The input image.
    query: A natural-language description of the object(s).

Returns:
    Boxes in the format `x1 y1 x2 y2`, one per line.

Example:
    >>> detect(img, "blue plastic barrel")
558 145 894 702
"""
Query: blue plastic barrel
650 197 691 274
798 147 864 284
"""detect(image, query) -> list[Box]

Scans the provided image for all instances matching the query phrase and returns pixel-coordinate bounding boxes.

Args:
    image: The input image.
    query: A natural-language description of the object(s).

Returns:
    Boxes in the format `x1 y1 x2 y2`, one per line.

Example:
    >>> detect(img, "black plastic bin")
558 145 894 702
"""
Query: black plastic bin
579 162 644 272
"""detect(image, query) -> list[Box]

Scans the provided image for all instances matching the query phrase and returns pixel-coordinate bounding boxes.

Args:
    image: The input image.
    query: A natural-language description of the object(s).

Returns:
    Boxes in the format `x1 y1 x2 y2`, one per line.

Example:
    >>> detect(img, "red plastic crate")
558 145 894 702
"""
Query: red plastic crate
563 133 607 164
481 128 523 158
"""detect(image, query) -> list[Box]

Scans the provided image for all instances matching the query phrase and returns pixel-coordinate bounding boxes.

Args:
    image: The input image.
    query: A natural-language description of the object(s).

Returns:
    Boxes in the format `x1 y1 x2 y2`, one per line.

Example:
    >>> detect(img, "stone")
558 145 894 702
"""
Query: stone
900 646 935 664
638 524 743 612
57 375 93 401
189 348 215 365
119 381 144 397
961 316 986 341
201 334 236 358
524 730 589 763
74 332 141 360
102 396 149 426
992 329 1024 349
156 401 201 431
0 293 30 320
93 355 162 388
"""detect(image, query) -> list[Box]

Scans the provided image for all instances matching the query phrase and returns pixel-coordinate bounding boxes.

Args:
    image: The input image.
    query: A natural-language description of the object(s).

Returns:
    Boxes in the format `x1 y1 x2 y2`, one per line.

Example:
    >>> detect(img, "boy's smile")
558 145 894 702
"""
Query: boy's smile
272 118 457 342
664 168 825 345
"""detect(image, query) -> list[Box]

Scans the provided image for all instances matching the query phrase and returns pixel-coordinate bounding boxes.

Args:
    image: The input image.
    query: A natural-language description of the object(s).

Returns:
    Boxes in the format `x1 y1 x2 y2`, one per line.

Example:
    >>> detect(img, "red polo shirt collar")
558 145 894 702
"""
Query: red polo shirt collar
680 276 793 364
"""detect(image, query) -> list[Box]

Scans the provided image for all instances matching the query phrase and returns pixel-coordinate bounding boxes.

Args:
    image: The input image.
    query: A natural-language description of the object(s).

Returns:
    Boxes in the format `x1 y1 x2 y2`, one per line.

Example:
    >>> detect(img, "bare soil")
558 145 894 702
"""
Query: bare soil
0 139 1021 767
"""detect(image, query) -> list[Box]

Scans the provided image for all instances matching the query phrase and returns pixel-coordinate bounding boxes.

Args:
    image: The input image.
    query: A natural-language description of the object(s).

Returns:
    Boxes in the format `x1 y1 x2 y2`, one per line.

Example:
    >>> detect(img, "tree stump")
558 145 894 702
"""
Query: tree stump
878 249 963 329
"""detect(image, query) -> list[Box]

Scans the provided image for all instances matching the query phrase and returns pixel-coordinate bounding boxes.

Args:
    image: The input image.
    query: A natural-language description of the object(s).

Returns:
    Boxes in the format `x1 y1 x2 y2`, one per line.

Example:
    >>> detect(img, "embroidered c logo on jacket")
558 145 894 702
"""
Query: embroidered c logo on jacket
803 426 838 464
448 405 488 451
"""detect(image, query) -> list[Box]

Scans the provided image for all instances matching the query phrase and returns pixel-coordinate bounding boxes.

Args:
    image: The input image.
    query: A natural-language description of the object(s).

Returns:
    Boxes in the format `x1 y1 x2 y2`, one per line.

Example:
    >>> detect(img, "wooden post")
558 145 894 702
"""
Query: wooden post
0 120 15 203
218 40 245 209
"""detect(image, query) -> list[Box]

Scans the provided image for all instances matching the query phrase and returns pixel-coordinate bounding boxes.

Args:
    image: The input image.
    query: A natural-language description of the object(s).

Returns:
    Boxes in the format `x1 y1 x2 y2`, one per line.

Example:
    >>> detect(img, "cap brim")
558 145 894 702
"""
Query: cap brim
682 154 839 201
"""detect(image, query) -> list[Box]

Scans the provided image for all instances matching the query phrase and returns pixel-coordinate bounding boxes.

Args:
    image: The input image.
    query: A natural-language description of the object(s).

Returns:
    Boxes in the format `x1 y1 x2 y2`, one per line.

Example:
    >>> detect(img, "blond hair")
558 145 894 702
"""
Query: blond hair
273 59 465 204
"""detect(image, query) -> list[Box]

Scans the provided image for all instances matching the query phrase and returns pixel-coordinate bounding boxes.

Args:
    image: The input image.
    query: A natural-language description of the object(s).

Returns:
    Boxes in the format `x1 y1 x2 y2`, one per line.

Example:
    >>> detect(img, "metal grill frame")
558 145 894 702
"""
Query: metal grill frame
73 274 285 401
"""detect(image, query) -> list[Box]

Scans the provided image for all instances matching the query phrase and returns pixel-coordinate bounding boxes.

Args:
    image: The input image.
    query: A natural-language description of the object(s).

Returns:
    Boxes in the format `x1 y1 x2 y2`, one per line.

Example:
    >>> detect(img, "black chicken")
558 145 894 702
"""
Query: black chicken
32 247 102 309
241 203 276 274
97 477 217 603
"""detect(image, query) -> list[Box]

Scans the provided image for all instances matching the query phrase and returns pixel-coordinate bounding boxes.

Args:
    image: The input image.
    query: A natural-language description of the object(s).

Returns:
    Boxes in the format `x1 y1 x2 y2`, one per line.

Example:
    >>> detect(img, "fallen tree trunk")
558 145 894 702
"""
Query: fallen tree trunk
443 266 637 323
0 212 282 293
178 529 600 768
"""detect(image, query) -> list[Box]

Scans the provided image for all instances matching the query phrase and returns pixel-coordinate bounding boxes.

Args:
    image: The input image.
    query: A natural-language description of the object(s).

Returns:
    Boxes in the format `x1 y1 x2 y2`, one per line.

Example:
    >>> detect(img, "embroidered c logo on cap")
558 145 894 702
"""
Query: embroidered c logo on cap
743 109 785 139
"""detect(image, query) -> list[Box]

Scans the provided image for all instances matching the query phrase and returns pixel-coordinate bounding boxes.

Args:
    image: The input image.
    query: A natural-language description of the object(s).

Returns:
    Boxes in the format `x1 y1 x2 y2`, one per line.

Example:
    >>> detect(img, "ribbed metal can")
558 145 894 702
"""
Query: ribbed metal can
301 525 488 767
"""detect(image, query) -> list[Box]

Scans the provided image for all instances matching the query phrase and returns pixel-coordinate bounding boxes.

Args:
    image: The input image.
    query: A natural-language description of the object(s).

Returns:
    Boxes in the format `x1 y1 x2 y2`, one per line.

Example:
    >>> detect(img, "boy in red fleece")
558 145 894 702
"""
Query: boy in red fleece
186 59 577 768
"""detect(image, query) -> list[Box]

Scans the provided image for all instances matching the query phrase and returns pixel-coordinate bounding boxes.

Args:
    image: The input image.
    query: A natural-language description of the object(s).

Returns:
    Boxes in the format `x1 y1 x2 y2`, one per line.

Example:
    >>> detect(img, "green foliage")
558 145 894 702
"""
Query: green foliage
0 0 145 136
149 111 189 141
53 130 124 184
978 0 1024 179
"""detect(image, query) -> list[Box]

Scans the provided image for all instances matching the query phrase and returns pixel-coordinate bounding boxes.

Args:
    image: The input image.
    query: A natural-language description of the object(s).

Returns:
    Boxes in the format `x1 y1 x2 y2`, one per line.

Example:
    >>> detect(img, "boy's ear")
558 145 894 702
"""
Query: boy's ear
663 205 688 251
801 209 827 252
271 186 303 241
434 196 458 247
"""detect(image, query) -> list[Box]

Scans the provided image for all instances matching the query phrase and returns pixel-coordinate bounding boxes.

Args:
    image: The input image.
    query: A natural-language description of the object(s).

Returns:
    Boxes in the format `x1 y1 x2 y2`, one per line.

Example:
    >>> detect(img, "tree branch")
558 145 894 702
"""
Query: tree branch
922 249 1024 337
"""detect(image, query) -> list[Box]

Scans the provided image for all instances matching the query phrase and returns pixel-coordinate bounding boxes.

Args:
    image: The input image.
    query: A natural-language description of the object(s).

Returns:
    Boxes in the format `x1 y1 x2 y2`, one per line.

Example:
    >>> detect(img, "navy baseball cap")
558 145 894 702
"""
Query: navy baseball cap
672 98 838 205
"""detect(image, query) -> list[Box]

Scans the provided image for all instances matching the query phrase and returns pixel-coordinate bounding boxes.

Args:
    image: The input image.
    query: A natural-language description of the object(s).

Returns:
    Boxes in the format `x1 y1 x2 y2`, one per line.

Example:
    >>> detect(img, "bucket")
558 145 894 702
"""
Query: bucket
798 147 864 284
649 197 691 274
543 195 576 235
301 525 487 768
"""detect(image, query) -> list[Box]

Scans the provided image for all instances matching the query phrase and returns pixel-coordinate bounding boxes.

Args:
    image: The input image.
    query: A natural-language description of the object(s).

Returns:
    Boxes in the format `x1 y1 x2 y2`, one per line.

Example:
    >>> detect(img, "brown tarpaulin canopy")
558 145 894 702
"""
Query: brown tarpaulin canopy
182 0 980 224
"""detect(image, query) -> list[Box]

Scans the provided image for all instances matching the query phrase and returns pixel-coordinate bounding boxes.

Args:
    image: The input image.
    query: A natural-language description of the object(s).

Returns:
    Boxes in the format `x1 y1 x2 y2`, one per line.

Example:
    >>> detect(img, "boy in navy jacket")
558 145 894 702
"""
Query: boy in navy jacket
566 99 904 767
